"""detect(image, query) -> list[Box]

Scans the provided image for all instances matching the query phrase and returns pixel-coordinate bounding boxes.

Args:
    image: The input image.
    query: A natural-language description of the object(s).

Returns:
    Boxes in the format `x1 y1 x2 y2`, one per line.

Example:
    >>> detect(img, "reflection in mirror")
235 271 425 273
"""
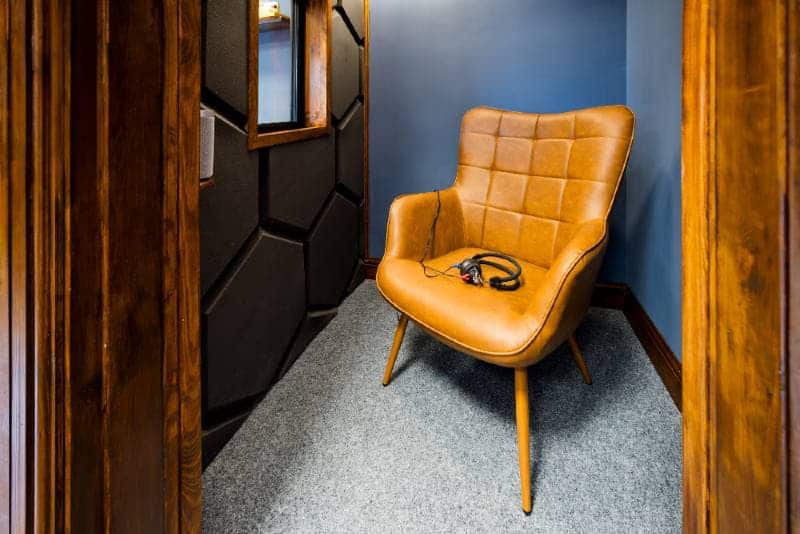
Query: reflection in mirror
258 0 303 128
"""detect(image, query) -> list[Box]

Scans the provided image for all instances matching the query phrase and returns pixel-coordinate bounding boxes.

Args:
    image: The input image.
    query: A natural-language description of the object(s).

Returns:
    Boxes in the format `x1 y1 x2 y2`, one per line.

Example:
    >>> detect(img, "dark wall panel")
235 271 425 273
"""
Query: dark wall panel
307 193 360 309
205 0 249 119
201 1 366 461
336 102 364 199
279 310 338 378
331 9 361 120
202 411 250 468
203 232 306 412
264 136 335 230
200 118 259 295
337 0 364 40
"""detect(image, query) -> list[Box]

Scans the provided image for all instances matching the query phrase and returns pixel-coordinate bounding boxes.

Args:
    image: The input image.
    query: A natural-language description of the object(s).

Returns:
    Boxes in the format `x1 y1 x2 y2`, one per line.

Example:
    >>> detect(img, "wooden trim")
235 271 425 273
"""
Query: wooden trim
682 0 792 531
4 0 32 529
363 256 379 279
247 0 332 149
168 0 203 529
363 258 681 410
623 291 682 411
681 1 713 530
590 282 628 309
587 282 682 410
787 0 799 527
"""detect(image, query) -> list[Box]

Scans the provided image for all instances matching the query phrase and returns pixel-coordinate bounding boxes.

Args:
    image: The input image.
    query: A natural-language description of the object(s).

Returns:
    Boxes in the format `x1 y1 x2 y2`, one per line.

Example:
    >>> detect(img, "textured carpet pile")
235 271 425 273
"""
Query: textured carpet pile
203 281 681 533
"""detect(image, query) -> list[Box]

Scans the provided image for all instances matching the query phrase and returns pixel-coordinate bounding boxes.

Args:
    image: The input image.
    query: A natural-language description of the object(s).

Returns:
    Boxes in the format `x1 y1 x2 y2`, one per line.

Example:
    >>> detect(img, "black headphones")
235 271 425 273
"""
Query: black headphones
455 252 522 291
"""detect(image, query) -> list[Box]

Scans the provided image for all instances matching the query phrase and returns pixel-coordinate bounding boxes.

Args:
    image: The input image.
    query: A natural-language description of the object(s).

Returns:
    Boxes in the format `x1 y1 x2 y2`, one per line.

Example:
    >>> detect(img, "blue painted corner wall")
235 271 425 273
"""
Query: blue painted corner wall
625 0 683 357
368 0 683 358
368 0 627 280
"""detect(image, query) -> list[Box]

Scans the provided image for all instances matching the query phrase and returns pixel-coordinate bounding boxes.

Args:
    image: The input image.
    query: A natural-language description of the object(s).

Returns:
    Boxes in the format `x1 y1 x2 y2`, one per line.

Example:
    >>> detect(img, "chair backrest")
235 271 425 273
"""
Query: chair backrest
454 105 634 269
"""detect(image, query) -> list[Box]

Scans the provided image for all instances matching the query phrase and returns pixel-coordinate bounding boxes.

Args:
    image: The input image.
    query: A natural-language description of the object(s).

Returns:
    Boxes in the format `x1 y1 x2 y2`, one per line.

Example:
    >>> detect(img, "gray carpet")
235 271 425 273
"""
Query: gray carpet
203 281 681 533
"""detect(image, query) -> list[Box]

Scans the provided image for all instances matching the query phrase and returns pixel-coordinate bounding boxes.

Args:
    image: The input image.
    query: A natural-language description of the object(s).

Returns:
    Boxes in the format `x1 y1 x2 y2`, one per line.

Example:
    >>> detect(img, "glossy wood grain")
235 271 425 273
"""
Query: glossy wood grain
682 0 795 531
789 0 800 527
0 0 202 531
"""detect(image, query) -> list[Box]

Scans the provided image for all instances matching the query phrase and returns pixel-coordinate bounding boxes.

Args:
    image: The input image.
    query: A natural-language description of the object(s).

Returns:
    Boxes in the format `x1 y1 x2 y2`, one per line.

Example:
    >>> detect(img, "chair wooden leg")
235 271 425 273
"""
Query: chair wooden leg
382 314 409 386
514 367 532 515
567 335 592 385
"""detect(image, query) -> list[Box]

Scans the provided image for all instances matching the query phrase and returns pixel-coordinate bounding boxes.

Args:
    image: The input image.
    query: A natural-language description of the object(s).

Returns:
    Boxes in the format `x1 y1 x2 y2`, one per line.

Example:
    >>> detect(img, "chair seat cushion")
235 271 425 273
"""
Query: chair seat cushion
376 248 549 358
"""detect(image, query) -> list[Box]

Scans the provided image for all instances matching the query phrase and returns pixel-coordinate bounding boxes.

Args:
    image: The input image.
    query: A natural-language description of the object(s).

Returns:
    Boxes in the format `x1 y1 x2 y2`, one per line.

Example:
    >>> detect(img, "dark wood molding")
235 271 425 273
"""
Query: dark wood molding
682 0 794 531
585 282 682 411
621 290 682 411
363 258 681 410
363 256 379 279
590 282 629 310
247 0 332 149
0 0 202 530
789 0 800 526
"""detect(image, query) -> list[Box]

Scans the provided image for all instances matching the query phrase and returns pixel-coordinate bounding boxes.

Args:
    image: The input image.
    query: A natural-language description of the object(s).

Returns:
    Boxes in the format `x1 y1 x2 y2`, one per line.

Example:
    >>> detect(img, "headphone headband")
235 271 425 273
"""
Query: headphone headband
459 253 522 291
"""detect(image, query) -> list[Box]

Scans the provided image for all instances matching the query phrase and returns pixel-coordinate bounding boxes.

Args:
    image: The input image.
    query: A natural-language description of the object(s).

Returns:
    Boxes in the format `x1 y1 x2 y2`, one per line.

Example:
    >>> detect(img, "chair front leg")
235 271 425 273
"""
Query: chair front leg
382 314 409 386
514 367 532 514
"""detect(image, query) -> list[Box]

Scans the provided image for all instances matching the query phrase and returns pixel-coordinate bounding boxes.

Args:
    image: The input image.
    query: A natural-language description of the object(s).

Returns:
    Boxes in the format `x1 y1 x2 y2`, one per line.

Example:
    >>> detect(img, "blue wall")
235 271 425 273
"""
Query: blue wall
626 0 683 357
368 0 683 357
368 0 628 280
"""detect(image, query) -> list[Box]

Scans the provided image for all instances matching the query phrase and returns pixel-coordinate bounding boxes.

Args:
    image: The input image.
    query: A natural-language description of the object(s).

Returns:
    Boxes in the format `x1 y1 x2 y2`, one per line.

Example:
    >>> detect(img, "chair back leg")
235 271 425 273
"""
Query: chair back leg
382 314 409 386
514 367 532 514
567 335 593 385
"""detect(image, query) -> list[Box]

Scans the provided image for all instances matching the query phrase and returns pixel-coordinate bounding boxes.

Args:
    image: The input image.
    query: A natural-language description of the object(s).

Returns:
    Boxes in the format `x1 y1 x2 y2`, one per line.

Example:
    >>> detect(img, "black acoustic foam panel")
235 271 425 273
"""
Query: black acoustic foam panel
202 410 250 468
200 118 259 295
265 136 335 230
336 101 364 199
331 10 361 120
203 232 306 412
279 310 338 378
205 0 249 118
307 193 360 309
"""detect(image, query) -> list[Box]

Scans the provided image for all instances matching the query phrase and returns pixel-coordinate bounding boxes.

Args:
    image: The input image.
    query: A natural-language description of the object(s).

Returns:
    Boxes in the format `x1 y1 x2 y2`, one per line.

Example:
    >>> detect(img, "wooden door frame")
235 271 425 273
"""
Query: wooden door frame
1 0 201 531
682 0 798 532
1 0 798 532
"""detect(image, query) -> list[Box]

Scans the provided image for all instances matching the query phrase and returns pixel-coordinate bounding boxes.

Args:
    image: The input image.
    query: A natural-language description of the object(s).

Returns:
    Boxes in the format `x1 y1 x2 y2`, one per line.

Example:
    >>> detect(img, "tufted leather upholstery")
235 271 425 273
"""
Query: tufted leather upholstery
377 105 634 368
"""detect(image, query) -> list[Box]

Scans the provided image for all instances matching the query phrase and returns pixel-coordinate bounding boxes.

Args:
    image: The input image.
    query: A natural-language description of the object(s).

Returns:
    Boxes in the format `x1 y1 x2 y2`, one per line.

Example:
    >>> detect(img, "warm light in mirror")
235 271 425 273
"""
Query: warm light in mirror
260 1 282 20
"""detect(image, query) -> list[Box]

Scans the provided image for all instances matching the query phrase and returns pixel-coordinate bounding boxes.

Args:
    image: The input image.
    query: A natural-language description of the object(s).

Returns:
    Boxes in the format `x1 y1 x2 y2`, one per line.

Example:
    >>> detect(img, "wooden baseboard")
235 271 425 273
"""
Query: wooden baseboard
363 256 380 279
361 256 681 410
591 283 682 411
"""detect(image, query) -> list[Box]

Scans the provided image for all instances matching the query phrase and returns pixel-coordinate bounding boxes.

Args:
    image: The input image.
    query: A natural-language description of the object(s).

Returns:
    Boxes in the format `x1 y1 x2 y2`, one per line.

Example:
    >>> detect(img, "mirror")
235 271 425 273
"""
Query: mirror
248 0 330 148
258 0 301 127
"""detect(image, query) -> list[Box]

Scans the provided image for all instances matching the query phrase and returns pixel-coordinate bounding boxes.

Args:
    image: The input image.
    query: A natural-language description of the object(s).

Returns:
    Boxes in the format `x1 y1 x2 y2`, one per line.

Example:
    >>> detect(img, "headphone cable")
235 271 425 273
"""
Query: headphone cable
419 190 461 280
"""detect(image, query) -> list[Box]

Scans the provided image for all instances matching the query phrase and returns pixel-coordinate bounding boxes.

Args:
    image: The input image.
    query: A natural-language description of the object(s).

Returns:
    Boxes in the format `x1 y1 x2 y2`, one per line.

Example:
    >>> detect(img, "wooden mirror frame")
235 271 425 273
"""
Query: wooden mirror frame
247 0 332 149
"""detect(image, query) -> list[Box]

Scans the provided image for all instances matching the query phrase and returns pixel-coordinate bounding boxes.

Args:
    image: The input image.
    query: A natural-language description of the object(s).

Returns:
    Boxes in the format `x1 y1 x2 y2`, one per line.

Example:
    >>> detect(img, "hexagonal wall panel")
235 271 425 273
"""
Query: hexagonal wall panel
265 136 335 230
337 0 364 40
203 232 306 412
200 117 259 295
331 10 361 120
205 0 249 119
336 101 364 199
202 410 250 468
279 310 338 378
307 193 359 308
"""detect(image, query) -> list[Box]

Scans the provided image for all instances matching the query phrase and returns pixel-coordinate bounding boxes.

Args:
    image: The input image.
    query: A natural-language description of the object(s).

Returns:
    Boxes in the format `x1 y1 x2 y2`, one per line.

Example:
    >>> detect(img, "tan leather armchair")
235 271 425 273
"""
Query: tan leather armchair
376 105 635 513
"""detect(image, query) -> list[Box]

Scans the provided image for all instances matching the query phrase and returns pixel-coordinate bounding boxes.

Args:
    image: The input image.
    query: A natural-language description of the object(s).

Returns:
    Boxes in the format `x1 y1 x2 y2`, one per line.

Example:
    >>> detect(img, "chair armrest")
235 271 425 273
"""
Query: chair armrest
383 188 466 261
523 220 608 357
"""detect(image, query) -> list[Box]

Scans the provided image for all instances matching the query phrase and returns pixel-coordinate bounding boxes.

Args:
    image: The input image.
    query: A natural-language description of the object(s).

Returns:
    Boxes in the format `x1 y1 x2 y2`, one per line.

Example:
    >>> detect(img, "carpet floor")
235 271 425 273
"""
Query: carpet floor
203 281 681 533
